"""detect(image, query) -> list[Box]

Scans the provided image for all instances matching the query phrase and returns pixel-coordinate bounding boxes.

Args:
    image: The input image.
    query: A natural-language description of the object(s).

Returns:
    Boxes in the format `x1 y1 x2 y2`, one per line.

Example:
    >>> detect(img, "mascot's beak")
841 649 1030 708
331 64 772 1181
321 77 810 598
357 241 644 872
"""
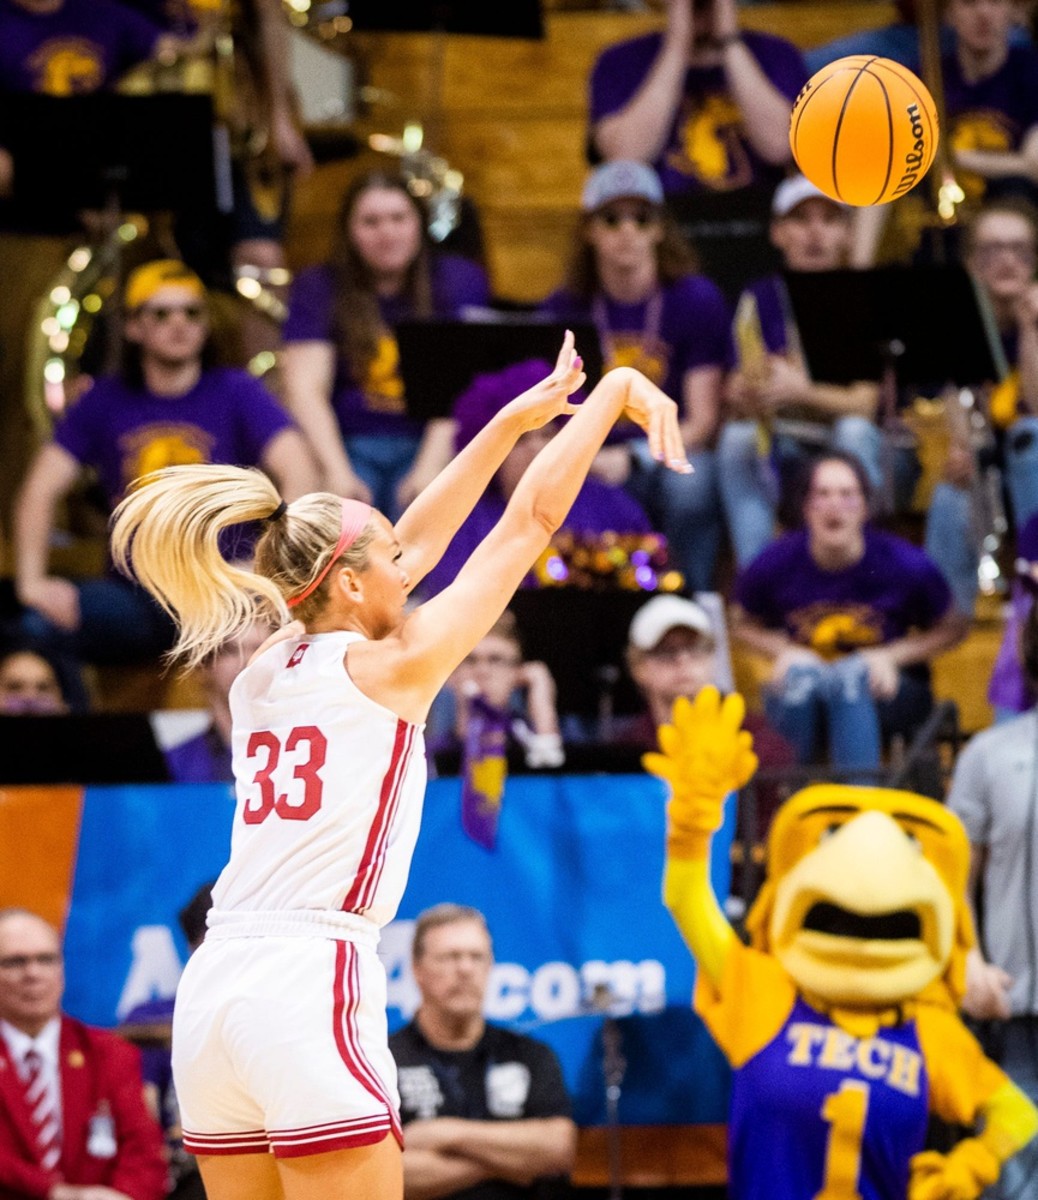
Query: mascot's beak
769 810 955 1006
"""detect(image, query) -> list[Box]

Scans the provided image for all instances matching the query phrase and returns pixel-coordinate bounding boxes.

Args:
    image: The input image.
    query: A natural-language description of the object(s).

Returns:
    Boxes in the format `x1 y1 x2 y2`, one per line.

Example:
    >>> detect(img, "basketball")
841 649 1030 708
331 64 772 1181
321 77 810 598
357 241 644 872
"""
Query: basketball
789 56 939 207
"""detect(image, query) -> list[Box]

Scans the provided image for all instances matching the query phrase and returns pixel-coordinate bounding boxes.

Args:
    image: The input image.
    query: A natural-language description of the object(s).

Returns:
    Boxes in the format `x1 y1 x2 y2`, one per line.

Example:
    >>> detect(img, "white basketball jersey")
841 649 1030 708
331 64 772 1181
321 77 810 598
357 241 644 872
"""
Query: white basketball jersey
210 631 426 928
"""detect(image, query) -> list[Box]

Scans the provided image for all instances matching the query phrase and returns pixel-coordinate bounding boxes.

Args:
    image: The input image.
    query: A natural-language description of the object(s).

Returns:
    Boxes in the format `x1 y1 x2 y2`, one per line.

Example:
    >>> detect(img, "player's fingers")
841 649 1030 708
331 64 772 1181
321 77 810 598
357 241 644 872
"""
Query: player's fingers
661 407 691 473
553 329 575 376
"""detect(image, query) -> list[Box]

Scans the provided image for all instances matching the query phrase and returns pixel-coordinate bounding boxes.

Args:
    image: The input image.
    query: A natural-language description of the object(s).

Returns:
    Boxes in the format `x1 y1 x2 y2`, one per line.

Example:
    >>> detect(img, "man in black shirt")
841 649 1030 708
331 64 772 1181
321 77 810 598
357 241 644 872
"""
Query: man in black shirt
390 904 577 1200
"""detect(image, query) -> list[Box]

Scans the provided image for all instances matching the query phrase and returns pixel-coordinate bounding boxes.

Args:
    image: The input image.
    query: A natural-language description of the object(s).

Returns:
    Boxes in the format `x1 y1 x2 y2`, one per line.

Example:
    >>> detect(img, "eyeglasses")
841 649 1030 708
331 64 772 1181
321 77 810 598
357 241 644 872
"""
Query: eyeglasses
137 304 206 323
595 208 658 230
973 240 1036 264
0 953 62 972
422 950 492 968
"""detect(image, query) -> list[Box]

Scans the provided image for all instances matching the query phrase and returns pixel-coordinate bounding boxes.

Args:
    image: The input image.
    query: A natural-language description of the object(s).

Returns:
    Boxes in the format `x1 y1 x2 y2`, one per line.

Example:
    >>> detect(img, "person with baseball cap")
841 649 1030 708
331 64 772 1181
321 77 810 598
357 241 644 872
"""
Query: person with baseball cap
13 258 317 707
540 161 731 593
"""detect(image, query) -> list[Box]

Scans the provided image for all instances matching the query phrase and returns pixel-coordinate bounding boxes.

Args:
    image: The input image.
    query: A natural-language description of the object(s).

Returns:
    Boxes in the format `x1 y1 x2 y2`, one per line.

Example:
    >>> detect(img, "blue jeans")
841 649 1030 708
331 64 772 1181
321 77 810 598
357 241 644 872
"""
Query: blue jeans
20 576 177 711
1004 416 1038 528
627 440 723 592
764 656 933 774
346 432 423 521
717 417 884 568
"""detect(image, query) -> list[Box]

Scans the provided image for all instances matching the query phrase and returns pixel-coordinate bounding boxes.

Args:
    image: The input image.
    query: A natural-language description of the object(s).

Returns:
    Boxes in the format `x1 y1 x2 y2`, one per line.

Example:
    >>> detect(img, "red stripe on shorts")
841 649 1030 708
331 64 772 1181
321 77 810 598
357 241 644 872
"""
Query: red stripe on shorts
331 940 401 1145
342 719 410 912
183 1129 270 1155
269 1114 392 1157
346 940 403 1143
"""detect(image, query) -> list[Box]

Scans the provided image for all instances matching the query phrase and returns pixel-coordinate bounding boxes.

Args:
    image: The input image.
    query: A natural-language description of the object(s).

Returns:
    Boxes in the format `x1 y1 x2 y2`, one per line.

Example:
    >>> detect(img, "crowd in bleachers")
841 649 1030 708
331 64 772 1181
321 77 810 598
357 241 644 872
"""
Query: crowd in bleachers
4 0 1038 1194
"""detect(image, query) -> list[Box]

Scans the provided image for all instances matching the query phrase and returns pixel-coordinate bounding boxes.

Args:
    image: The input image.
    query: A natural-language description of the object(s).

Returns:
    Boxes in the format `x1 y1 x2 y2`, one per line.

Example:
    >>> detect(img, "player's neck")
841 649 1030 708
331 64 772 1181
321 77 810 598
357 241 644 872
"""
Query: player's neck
956 41 1009 83
141 357 203 398
598 259 659 305
416 1006 485 1052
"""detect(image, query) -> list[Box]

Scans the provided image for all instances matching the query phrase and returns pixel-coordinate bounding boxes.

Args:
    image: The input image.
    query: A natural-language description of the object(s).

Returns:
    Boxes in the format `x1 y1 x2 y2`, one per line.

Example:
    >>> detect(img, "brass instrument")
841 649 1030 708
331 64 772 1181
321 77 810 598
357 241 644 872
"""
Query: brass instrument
25 217 147 434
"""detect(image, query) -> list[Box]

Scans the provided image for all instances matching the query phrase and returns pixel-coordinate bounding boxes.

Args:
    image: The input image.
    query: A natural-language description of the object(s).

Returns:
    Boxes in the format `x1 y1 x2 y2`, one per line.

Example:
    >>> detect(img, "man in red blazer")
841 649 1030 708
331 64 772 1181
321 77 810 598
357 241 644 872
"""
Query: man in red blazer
0 908 166 1200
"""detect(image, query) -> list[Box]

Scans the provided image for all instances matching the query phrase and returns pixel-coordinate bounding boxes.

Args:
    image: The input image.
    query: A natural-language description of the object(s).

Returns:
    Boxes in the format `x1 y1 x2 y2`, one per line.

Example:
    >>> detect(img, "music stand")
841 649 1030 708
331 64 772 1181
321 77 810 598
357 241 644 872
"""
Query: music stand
781 265 1007 390
0 714 170 786
396 317 604 422
0 93 219 230
341 0 543 38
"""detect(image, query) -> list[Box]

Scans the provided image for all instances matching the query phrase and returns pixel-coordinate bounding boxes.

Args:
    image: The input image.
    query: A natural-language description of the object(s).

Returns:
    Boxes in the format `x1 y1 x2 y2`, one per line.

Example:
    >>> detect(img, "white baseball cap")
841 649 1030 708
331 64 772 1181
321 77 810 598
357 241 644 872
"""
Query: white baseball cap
771 174 848 218
628 596 715 651
582 161 665 213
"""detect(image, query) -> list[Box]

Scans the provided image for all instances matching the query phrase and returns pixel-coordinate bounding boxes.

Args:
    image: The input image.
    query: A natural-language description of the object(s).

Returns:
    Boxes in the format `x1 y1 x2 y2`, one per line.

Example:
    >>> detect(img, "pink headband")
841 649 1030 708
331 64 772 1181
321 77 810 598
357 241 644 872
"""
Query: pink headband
286 499 373 609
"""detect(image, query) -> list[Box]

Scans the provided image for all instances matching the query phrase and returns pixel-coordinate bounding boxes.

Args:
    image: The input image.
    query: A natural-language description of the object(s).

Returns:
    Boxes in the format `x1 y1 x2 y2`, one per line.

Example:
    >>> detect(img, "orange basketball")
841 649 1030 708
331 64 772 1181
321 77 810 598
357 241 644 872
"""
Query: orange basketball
789 56 939 207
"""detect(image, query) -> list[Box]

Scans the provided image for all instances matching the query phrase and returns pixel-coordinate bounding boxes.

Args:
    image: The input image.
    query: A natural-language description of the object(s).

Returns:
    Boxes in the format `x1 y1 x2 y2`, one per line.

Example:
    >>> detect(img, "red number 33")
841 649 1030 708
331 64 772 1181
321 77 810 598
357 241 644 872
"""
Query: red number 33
243 726 327 824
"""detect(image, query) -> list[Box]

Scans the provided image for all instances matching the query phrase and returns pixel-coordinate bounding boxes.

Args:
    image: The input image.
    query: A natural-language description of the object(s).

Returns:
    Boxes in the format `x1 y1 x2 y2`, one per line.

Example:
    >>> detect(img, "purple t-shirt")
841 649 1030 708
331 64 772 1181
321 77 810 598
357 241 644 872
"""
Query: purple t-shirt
283 255 491 440
418 478 652 599
989 512 1038 712
54 367 293 507
921 45 1038 200
589 30 807 196
0 0 161 94
735 527 951 652
540 274 733 403
164 724 233 784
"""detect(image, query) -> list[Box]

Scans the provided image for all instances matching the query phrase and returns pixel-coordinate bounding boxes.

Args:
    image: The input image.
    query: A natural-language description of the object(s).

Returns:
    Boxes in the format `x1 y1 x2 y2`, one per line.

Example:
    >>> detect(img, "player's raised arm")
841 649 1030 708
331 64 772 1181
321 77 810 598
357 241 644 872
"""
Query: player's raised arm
375 367 689 714
392 333 586 590
644 687 758 987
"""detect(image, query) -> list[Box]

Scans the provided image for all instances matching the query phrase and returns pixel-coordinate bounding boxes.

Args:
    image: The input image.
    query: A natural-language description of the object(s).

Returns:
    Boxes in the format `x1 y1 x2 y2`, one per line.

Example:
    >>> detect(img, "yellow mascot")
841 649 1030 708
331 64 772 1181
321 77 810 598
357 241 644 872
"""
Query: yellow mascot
645 687 1038 1200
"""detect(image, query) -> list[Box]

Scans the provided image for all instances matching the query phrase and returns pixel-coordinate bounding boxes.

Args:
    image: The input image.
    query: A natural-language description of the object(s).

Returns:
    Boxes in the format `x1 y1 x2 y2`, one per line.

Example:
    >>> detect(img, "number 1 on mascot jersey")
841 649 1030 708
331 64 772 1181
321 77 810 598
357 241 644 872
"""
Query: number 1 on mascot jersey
645 686 1038 1200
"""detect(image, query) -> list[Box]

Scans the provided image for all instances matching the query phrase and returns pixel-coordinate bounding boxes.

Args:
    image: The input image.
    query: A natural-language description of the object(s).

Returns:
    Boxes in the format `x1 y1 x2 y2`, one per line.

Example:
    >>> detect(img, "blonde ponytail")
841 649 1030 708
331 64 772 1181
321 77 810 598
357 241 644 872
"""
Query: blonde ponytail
111 464 289 668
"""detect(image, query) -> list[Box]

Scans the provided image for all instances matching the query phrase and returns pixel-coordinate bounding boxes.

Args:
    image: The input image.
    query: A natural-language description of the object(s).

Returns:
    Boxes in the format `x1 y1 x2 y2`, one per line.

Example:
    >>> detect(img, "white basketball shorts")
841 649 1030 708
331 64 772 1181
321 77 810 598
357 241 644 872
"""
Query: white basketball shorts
173 933 401 1157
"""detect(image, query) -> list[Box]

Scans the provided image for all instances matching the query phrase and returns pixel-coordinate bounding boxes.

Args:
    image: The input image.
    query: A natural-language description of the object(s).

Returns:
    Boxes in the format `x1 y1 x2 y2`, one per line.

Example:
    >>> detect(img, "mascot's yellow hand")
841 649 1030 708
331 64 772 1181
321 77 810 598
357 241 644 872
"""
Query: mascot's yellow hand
643 686 758 860
909 1139 1001 1200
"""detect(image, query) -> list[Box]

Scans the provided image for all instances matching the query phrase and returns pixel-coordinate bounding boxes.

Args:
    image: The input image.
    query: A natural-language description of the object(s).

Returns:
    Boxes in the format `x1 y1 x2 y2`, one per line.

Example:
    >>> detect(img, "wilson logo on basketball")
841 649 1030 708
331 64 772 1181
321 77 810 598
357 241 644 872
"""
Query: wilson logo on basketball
892 103 928 199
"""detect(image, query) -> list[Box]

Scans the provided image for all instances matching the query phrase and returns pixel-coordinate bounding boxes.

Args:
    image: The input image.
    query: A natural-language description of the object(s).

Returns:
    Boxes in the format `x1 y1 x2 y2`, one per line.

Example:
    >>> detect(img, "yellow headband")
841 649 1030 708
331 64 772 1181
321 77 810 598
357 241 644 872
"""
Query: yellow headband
124 260 206 311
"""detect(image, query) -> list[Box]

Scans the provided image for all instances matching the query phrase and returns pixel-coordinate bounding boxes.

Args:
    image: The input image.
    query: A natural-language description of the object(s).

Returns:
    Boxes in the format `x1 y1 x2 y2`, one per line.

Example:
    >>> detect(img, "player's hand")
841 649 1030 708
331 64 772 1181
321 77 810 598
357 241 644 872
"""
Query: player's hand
505 331 586 435
616 370 691 474
18 576 81 632
962 949 1013 1021
909 1138 1000 1200
644 687 757 859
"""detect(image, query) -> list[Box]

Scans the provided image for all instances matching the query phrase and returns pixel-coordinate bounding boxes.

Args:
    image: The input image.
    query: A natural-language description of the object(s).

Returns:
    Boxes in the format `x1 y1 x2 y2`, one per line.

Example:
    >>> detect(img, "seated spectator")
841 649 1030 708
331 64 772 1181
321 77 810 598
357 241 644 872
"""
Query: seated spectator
989 510 1038 719
0 907 167 1200
719 175 982 614
968 198 1038 528
588 0 805 199
427 610 565 772
163 621 270 782
280 169 490 518
541 160 730 591
717 175 882 567
14 259 316 708
121 882 213 1200
0 645 70 714
731 452 968 773
390 904 576 1200
416 358 652 598
936 0 1038 211
616 594 795 883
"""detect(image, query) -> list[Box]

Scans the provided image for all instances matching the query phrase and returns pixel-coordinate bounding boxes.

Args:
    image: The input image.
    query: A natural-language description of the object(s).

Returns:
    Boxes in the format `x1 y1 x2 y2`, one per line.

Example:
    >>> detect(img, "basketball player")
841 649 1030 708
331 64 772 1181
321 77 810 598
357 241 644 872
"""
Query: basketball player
108 336 688 1200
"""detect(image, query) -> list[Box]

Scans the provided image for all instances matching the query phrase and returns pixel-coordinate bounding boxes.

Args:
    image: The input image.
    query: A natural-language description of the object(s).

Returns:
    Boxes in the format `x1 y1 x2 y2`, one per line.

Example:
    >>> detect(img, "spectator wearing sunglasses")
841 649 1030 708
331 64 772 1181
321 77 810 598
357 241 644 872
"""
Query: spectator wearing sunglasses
540 161 730 591
13 259 317 708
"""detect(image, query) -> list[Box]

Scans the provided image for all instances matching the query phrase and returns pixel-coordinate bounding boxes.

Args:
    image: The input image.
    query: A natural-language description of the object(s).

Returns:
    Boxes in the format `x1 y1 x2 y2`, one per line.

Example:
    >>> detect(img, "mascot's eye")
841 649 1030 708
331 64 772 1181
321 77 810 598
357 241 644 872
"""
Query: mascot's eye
820 823 843 841
904 830 922 851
